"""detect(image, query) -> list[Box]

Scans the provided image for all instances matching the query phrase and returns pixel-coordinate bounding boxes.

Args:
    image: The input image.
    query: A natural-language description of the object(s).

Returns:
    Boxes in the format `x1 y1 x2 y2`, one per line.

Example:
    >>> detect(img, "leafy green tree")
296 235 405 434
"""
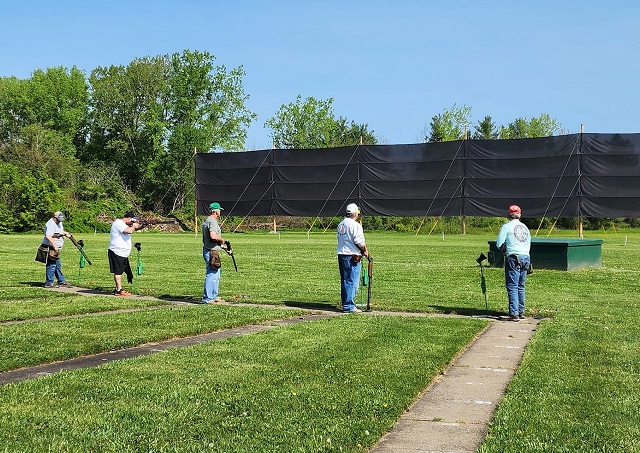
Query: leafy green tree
86 49 255 213
0 67 88 145
0 76 29 141
28 67 89 145
2 124 78 185
424 104 472 142
0 67 87 232
472 115 499 140
0 160 65 232
265 95 337 149
499 113 561 139
86 56 167 192
331 117 377 146
265 95 377 149
157 49 256 212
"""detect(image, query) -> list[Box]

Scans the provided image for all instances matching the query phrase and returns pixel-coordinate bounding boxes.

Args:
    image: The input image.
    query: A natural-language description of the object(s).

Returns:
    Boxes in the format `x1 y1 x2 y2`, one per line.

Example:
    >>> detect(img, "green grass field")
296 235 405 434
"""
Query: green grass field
1 229 639 451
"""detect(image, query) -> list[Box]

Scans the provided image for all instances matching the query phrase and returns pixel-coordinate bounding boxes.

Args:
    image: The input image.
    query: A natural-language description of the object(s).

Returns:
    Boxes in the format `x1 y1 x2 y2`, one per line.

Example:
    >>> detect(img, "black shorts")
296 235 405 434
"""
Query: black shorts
108 249 129 275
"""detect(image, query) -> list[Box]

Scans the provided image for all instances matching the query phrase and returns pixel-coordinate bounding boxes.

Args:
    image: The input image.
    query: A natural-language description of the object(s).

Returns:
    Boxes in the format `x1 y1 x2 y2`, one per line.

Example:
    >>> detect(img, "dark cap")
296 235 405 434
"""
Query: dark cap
123 210 136 219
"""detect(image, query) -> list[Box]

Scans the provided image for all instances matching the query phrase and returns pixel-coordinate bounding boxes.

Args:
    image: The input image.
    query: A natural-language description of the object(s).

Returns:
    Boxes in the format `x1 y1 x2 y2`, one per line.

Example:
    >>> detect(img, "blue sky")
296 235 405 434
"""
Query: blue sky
2 0 638 149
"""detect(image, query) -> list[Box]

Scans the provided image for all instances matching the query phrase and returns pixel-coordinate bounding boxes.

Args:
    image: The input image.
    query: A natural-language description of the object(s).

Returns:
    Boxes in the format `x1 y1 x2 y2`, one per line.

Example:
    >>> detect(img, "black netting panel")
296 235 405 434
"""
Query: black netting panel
195 133 640 218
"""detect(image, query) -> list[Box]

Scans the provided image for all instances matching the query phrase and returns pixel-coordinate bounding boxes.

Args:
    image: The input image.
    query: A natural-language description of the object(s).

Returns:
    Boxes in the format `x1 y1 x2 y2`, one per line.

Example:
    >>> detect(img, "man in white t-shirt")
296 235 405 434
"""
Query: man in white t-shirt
108 210 141 296
42 211 72 288
336 203 368 313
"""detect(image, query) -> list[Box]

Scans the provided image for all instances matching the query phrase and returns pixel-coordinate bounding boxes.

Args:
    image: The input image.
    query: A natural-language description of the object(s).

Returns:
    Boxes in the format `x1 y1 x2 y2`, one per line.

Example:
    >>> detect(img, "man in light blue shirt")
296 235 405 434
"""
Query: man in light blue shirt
496 205 531 321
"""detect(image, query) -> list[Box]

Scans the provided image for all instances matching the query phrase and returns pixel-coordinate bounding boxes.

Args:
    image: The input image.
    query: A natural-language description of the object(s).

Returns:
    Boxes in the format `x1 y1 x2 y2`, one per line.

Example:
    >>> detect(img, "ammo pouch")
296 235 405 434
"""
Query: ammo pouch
512 254 532 275
351 254 362 264
49 249 60 260
35 245 49 263
209 250 222 269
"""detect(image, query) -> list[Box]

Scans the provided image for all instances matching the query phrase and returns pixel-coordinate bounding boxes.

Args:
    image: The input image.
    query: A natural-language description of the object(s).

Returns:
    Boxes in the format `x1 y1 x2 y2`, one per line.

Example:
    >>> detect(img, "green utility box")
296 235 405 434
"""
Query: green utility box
487 238 603 271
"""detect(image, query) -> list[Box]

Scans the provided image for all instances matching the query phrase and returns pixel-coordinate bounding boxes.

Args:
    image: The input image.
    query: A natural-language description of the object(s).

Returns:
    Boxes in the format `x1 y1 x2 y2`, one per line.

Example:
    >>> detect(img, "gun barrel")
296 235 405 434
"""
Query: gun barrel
69 234 92 265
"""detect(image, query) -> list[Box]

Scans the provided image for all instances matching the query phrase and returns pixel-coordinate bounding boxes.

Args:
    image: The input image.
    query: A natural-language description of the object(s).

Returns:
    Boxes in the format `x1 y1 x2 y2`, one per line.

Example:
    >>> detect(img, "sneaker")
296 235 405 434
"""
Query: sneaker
509 314 520 322
58 282 73 288
44 284 57 288
518 313 525 319
213 298 226 303
343 308 362 313
114 289 132 296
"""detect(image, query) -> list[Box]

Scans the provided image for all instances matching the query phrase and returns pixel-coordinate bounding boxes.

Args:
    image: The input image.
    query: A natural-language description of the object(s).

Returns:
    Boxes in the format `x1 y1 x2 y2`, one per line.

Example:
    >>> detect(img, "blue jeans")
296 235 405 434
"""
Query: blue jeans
45 256 66 286
338 255 361 311
202 249 221 302
505 254 529 315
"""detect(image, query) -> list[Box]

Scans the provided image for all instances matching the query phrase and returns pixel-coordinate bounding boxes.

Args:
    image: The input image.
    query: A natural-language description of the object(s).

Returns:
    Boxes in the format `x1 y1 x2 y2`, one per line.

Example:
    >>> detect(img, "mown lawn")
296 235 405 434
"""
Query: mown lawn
1 229 639 451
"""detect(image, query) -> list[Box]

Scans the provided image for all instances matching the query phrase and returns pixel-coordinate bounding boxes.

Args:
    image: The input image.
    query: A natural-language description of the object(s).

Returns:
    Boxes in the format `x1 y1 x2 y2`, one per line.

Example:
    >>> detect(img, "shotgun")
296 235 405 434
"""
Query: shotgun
67 234 92 265
223 240 238 272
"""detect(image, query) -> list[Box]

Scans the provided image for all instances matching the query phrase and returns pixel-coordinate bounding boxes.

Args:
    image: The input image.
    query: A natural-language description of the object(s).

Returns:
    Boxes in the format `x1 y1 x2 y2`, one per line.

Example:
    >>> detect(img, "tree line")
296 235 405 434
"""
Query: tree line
3 48 607 234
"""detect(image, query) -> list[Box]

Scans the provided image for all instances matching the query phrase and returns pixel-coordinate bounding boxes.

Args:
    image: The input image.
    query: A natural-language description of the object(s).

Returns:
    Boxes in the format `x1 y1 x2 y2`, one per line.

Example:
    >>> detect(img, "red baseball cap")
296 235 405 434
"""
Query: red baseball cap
509 205 521 215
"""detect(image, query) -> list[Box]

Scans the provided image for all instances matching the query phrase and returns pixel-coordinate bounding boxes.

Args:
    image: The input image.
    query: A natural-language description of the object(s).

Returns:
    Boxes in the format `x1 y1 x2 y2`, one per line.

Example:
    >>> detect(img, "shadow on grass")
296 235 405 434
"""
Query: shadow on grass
429 305 506 318
283 300 343 312
22 281 46 288
20 282 198 305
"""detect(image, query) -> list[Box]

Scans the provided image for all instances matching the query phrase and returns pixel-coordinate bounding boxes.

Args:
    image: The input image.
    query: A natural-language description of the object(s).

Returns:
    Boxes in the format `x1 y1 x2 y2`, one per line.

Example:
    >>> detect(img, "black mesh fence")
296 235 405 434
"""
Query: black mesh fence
195 133 640 218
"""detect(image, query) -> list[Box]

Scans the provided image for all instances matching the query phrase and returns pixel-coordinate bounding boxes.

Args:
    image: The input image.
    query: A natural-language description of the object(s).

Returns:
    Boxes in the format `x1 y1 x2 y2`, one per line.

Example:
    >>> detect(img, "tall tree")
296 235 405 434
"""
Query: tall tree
28 67 89 145
331 117 377 146
86 49 255 212
86 56 167 193
0 67 88 144
265 95 337 149
265 95 377 149
472 115 499 140
0 76 29 141
424 104 472 142
499 113 561 139
158 50 255 212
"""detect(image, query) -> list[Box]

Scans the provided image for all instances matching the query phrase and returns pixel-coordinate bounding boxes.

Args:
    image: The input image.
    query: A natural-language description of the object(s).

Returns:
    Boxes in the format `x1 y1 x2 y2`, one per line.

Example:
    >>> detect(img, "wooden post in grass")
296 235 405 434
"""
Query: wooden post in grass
193 147 198 236
578 124 584 238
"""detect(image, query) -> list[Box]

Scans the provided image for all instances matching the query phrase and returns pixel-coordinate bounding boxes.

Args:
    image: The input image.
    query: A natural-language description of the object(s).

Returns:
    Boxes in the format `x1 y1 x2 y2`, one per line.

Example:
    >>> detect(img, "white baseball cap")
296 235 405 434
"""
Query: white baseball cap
346 203 360 215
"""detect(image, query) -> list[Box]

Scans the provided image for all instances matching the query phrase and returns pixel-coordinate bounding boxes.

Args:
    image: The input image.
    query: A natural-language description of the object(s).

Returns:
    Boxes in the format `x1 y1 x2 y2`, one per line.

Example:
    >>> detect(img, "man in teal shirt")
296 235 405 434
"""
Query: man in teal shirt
496 205 531 321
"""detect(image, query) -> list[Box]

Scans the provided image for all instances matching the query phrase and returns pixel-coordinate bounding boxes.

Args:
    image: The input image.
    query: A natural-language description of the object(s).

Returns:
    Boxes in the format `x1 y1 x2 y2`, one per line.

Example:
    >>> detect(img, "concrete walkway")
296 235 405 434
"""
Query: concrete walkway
371 317 539 453
3 286 540 452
